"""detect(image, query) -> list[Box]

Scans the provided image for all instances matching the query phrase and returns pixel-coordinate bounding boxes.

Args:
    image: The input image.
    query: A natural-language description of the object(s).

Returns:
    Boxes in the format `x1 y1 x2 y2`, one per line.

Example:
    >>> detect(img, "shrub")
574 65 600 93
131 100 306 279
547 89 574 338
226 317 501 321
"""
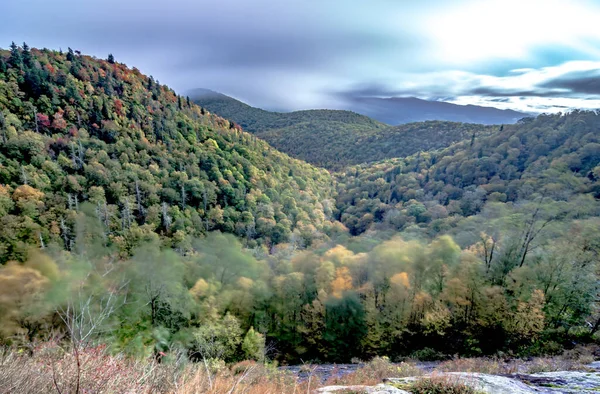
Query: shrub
410 347 447 361
407 376 481 394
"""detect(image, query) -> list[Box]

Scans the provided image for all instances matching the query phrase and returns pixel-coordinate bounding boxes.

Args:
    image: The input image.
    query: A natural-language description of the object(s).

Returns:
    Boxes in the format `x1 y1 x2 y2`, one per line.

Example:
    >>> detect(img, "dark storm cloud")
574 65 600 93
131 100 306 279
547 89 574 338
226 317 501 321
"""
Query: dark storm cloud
540 70 600 95
468 87 559 98
2 0 430 109
175 30 402 72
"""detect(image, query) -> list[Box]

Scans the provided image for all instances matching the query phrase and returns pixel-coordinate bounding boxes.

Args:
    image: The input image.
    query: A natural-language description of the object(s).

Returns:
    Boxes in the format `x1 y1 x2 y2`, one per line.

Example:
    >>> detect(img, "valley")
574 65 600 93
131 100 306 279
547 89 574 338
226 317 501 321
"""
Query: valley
0 44 599 393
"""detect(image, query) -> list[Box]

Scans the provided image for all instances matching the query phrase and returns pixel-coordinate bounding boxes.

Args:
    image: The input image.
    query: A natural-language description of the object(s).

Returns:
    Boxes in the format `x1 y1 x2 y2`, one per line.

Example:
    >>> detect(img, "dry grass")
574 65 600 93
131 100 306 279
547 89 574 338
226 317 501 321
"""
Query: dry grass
435 345 598 375
1 344 597 393
323 356 423 387
0 343 305 394
407 375 481 394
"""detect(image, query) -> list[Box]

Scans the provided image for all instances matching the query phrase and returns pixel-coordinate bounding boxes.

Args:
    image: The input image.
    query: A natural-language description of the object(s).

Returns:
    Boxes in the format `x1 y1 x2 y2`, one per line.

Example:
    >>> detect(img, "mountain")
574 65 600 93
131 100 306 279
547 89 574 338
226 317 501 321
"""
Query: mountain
189 88 385 133
0 46 335 263
191 89 497 169
340 96 528 125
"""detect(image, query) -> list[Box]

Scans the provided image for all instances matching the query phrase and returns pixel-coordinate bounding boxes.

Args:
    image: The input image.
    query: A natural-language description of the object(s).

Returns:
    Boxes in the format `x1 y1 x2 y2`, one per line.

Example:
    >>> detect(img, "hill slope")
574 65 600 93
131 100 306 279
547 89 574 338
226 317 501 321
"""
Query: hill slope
336 111 600 235
191 89 497 169
189 88 385 133
0 45 335 262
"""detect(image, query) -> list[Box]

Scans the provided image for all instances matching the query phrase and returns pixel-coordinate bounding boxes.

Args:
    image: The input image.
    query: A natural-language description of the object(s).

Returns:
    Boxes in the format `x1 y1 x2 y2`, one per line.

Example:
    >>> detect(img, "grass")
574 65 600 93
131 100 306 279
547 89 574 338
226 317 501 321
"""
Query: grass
406 376 483 394
435 345 597 375
0 344 597 393
0 342 304 394
322 356 423 386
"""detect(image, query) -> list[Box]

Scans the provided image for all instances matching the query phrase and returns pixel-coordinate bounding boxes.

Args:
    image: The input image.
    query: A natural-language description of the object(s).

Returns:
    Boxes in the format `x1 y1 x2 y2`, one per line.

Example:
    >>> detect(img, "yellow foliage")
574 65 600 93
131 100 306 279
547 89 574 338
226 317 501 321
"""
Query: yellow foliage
237 276 254 290
0 262 50 336
323 245 355 266
443 277 471 307
413 291 432 314
24 250 60 281
391 272 410 288
190 278 210 299
331 266 353 298
12 185 44 202
510 289 546 340
0 184 10 197
422 302 452 335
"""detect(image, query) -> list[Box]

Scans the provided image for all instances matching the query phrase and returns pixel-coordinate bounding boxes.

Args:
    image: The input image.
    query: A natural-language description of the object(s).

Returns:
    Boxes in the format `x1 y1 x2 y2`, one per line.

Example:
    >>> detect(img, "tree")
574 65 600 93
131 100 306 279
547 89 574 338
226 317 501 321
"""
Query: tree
107 54 115 64
241 327 265 361
22 42 32 67
8 42 22 69
323 291 366 362
192 313 242 361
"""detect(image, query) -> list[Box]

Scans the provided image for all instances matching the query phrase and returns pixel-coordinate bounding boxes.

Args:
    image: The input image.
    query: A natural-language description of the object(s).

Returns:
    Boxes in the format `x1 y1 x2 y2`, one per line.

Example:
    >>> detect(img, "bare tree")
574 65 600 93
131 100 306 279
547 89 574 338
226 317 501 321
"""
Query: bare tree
54 260 127 394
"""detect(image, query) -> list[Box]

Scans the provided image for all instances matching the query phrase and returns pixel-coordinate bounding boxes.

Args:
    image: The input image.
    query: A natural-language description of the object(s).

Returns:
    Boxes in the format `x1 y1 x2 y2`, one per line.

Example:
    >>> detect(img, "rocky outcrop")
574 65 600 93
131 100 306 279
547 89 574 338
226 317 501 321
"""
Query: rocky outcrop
386 373 537 394
317 370 600 393
315 384 409 394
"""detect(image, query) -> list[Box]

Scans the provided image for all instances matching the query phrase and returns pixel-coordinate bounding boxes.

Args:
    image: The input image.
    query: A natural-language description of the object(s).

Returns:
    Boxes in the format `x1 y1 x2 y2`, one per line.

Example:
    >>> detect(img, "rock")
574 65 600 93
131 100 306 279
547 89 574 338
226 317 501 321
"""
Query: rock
528 371 600 393
317 370 600 393
386 373 540 393
315 383 410 394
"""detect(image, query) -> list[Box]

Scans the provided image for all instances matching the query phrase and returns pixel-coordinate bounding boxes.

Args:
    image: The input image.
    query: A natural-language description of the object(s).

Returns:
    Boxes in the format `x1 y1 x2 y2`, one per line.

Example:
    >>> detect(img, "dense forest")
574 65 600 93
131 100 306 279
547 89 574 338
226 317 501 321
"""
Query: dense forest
1 44 600 369
0 43 336 264
192 89 497 169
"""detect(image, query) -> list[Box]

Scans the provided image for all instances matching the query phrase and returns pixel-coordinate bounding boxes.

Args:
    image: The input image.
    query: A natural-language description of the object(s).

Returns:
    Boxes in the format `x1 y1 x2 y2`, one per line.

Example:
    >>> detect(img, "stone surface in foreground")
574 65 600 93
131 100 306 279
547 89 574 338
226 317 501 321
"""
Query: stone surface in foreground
315 384 410 393
387 373 536 394
318 370 600 393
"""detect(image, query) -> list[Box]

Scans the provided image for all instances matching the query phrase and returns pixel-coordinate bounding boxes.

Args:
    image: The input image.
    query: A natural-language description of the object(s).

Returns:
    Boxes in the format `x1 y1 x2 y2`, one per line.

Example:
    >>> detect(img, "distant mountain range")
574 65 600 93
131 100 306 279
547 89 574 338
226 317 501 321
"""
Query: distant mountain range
189 88 497 169
189 88 527 127
339 96 527 125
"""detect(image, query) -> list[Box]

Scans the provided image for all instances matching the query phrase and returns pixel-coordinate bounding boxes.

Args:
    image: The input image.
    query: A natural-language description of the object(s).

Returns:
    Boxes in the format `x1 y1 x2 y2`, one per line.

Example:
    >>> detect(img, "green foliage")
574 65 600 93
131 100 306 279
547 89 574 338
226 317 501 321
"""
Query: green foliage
336 111 600 236
0 44 335 263
242 327 265 361
192 90 496 169
192 313 243 361
1 45 599 367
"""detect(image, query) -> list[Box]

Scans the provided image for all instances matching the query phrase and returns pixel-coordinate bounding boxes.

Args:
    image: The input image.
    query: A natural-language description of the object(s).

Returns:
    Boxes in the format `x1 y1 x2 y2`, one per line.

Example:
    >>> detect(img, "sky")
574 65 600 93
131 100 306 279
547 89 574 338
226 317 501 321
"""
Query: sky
3 0 600 113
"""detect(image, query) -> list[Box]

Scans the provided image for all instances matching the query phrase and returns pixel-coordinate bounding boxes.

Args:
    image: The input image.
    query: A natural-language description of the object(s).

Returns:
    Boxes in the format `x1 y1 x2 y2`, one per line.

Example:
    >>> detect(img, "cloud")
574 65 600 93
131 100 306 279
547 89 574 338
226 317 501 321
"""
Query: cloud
329 61 600 113
540 70 600 95
3 0 600 113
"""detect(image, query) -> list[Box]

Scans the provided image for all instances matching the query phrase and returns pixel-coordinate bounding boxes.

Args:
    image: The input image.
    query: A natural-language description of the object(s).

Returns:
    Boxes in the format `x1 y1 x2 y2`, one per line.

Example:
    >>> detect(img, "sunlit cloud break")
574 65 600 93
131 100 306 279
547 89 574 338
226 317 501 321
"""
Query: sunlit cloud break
340 61 600 114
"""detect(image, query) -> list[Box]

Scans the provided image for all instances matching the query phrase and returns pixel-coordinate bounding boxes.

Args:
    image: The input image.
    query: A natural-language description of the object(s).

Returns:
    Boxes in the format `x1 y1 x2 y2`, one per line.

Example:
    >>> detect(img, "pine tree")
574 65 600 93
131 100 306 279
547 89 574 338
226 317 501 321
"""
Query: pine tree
8 42 23 69
66 47 75 62
107 53 115 64
22 42 32 67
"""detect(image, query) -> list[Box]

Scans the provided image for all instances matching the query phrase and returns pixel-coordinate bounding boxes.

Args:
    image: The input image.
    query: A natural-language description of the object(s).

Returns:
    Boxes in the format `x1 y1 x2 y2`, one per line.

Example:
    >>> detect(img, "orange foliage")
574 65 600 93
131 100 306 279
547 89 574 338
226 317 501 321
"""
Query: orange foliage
331 266 353 298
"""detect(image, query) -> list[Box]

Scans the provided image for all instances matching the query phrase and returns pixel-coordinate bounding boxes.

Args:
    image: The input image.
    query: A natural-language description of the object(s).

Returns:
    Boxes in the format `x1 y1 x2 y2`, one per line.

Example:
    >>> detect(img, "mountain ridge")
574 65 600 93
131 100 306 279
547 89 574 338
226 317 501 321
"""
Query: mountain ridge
191 88 498 169
190 87 528 126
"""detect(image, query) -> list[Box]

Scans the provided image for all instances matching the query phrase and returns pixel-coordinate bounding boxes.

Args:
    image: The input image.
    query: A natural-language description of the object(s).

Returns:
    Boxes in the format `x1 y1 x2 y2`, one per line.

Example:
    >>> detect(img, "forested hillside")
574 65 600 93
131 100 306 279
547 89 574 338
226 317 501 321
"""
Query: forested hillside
336 112 600 236
259 120 496 169
0 44 335 263
192 89 496 169
190 88 385 133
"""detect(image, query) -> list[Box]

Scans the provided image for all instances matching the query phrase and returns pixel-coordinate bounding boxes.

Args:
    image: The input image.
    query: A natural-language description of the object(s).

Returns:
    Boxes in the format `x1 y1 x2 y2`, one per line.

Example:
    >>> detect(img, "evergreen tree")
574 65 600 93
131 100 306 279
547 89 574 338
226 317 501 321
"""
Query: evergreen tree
107 53 115 64
8 42 22 69
22 42 32 67
66 47 75 62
